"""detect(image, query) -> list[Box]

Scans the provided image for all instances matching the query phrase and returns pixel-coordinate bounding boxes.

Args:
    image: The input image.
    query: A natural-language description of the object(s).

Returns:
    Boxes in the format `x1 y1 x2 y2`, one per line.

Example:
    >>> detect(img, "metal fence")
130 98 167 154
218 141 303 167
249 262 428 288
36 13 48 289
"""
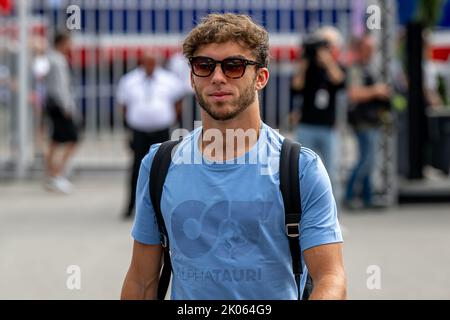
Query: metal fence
29 0 355 132
1 0 401 206
1 0 355 169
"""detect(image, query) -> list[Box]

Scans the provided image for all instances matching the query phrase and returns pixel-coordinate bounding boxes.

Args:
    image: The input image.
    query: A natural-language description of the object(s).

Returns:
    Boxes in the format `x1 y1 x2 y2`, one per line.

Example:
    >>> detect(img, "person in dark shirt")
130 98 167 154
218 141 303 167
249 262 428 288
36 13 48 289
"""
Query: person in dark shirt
291 27 346 198
345 34 391 209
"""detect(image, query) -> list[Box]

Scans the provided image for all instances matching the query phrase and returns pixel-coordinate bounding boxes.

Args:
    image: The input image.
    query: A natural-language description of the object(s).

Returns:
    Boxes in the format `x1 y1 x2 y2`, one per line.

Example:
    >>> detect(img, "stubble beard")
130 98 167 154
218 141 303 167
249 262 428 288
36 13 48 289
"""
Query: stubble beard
195 78 257 121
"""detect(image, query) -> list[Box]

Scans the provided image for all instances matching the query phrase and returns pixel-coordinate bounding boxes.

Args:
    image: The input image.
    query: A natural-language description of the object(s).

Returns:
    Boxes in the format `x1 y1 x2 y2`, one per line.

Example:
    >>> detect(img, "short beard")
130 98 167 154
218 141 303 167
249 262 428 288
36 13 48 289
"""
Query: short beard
195 78 256 121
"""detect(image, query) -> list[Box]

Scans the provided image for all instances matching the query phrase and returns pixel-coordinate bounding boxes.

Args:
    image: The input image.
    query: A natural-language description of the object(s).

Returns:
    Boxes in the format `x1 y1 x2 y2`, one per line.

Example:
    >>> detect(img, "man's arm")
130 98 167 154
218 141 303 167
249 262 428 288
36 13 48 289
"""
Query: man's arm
121 240 163 300
425 87 443 108
303 242 347 300
291 59 308 91
348 83 390 104
316 48 345 85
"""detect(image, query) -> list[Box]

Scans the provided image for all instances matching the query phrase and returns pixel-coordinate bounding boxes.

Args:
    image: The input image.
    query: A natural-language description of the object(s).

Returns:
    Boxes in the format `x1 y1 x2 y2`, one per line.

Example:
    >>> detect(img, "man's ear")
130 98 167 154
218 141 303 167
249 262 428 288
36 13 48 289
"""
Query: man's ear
255 67 269 91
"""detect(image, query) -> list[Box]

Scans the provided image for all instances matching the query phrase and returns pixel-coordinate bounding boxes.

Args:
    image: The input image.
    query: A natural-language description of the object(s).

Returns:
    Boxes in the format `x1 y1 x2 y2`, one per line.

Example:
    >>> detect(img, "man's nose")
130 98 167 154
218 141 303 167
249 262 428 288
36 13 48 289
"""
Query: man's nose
210 64 227 84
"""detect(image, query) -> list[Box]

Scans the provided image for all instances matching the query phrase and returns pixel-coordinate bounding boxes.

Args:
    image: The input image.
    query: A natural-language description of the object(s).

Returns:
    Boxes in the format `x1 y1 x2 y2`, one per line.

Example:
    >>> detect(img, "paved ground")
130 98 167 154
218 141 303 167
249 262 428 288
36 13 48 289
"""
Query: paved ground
1 173 450 300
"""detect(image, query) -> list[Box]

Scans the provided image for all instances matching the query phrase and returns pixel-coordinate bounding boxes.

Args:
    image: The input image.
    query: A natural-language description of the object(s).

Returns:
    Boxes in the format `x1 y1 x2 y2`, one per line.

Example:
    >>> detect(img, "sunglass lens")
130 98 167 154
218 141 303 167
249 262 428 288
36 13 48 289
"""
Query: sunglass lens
192 58 214 77
223 59 246 78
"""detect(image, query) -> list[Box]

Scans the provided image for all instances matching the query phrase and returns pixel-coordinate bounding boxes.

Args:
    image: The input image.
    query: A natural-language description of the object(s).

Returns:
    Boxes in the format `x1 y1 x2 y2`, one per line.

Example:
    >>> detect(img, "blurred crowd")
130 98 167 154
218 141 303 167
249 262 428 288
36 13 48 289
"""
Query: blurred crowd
1 24 449 214
289 26 449 209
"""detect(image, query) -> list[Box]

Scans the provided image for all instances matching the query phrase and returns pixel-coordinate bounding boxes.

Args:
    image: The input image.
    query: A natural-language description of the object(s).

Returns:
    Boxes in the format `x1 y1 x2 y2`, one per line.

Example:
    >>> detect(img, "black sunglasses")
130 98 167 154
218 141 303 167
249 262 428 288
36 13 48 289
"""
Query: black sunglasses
189 56 264 79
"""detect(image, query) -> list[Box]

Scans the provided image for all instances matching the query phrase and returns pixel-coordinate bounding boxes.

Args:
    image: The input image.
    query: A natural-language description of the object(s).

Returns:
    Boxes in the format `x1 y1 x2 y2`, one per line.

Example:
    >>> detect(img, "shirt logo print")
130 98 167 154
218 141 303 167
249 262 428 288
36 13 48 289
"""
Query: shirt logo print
170 200 273 259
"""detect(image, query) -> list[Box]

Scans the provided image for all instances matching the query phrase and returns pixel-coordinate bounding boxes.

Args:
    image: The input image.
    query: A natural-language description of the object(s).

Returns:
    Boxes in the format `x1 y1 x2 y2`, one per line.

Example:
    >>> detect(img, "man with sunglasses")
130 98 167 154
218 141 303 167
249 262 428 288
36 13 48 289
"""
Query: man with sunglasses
122 13 346 300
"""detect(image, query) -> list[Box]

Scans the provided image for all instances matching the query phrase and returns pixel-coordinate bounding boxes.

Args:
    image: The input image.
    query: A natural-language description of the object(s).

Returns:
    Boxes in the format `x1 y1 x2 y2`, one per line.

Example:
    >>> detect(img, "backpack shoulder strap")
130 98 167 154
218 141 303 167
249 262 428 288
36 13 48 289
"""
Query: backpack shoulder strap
149 138 181 300
280 138 304 298
149 139 180 247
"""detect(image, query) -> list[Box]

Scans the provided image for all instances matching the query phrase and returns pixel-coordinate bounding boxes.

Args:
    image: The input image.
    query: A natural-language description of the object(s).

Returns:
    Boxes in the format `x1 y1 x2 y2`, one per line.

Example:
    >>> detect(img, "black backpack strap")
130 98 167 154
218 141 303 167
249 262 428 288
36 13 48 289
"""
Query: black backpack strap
280 138 309 300
149 138 181 300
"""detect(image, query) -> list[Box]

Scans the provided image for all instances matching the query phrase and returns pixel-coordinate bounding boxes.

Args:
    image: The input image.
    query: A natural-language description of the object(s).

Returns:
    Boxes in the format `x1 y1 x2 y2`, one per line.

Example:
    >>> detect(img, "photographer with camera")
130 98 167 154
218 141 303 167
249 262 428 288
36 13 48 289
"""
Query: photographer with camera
291 26 346 199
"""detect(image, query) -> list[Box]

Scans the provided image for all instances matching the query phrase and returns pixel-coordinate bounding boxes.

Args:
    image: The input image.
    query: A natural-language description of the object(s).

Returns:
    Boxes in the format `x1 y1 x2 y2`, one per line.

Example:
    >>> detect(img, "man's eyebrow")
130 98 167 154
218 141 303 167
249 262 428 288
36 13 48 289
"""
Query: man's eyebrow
225 55 247 59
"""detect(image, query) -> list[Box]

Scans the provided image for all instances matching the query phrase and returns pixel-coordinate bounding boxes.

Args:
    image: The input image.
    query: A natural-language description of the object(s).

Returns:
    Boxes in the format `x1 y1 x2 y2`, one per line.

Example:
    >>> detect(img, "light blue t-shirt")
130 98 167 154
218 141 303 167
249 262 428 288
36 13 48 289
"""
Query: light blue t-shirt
132 123 343 300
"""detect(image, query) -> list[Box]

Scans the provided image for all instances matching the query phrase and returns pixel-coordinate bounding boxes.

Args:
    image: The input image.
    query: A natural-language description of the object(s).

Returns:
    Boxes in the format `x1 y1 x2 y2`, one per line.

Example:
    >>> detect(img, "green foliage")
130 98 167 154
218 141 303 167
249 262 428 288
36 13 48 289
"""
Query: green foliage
437 75 449 106
416 0 446 28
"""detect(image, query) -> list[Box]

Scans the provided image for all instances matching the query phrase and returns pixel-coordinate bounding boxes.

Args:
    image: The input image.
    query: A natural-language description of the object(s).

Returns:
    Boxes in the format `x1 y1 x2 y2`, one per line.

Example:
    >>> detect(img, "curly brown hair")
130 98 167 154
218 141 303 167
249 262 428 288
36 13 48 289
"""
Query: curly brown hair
182 13 269 67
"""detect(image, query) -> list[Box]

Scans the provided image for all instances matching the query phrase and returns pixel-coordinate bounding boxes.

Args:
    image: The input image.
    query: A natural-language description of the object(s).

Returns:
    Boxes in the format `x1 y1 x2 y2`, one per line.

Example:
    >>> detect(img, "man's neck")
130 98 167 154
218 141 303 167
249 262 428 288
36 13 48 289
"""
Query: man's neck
139 66 155 78
199 103 262 162
53 48 67 58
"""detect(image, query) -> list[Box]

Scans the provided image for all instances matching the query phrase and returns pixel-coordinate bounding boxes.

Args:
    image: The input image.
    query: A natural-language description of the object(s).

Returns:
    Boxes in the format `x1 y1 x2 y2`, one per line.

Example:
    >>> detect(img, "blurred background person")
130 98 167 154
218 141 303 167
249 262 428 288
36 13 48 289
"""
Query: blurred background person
31 35 50 161
0 45 15 153
166 51 194 98
43 32 79 194
290 26 346 199
116 51 187 219
422 34 450 177
166 50 195 126
423 36 446 109
345 33 392 209
0 39 19 158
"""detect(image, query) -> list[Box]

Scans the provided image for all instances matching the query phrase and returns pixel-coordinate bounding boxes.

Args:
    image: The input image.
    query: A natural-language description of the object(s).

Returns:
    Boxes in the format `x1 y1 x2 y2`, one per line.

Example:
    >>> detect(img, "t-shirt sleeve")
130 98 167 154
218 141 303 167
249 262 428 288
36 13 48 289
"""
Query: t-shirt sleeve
131 144 163 245
336 64 347 89
168 73 190 102
298 148 343 252
348 66 363 88
116 76 128 106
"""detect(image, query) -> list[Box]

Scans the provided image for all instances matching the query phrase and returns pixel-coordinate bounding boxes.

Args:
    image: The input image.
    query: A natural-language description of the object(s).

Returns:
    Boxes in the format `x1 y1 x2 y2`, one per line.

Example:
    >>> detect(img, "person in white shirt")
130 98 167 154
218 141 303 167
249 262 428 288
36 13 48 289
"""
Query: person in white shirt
166 51 194 96
117 51 187 219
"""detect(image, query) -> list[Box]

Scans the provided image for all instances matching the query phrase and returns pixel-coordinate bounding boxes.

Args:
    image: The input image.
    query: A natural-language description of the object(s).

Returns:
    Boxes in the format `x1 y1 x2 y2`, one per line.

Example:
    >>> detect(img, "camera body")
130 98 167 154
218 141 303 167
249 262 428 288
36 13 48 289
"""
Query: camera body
302 35 330 61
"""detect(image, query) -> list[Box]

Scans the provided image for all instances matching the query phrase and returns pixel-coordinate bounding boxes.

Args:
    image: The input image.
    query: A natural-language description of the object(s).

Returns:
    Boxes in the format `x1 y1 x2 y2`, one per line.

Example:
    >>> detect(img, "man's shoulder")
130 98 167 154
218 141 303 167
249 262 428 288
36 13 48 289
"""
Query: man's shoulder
156 67 183 85
260 124 320 173
262 123 316 156
298 146 329 185
140 143 163 171
120 68 145 86
299 146 320 168
47 50 61 60
47 50 65 67
141 128 200 168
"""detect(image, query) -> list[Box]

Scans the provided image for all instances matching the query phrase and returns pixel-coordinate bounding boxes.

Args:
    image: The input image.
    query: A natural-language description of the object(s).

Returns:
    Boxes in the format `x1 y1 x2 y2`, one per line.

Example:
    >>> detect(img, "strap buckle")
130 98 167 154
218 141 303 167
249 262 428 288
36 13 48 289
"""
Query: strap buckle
160 234 168 248
286 223 300 238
